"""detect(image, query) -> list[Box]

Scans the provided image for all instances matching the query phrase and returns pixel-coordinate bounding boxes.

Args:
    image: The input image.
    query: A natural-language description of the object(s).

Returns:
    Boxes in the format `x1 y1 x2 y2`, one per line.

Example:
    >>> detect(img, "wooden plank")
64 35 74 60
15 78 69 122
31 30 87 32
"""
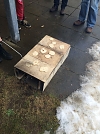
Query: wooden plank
14 35 71 91
39 35 70 55
43 47 71 91
15 55 54 82
28 44 63 66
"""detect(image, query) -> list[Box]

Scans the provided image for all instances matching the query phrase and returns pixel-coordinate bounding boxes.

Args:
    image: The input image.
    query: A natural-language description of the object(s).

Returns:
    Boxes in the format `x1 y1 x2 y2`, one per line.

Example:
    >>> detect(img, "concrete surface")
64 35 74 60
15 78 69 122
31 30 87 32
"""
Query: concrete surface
0 0 100 100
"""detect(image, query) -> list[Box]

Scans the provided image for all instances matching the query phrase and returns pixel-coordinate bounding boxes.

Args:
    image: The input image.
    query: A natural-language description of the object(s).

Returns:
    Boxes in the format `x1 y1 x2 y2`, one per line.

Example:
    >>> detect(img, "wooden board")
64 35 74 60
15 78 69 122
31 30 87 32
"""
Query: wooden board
39 35 70 54
15 54 54 82
28 44 63 67
14 35 71 91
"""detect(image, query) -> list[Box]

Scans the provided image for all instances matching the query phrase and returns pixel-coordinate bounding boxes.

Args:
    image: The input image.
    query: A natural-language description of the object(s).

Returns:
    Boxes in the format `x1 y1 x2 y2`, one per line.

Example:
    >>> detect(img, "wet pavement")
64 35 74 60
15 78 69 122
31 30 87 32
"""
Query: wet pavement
0 0 100 100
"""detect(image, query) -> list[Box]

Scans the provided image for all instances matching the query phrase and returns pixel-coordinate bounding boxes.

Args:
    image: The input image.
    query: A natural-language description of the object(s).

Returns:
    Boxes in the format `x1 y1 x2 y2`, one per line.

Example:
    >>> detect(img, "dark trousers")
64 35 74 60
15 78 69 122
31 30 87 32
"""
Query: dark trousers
54 0 68 9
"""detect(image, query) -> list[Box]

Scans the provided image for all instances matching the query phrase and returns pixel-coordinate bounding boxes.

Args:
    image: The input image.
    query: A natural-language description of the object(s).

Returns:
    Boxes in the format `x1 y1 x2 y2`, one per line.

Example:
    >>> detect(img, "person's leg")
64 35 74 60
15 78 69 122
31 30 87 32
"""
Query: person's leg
60 0 68 15
0 44 13 60
79 0 90 22
15 0 31 28
54 0 60 7
61 0 68 9
74 0 90 26
0 57 2 62
15 0 24 21
50 0 59 12
87 0 100 28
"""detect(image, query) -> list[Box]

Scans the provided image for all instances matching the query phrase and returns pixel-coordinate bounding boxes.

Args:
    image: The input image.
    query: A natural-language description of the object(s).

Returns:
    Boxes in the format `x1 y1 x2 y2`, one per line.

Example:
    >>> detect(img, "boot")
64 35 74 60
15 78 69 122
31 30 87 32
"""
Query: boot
18 19 31 28
50 5 58 12
0 44 13 60
60 8 65 15
73 20 85 26
85 27 92 33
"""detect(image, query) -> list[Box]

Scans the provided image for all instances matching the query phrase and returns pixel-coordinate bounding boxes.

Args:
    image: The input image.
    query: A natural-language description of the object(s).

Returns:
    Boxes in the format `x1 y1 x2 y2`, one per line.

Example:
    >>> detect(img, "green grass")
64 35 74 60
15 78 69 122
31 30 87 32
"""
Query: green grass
0 71 60 134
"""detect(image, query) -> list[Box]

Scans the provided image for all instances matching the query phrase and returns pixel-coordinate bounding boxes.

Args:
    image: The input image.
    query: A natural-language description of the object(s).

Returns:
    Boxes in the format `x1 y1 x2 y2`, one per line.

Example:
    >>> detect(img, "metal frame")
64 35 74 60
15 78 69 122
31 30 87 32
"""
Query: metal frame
4 0 20 43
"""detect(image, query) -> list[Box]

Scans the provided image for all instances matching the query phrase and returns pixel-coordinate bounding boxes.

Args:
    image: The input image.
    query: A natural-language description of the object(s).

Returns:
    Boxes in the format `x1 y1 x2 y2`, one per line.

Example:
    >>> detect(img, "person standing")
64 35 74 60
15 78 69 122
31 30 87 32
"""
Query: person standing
50 0 68 15
73 0 100 33
15 0 31 28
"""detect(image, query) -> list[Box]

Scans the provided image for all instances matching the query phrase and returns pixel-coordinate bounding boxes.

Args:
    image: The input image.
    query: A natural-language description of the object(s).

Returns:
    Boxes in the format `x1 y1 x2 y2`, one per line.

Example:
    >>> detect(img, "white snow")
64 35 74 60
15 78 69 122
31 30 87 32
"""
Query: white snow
56 42 100 134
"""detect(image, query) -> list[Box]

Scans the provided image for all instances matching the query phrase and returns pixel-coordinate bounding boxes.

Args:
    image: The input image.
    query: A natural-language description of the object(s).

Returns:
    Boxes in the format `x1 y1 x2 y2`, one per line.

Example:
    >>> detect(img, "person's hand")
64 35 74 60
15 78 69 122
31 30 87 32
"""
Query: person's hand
0 37 2 42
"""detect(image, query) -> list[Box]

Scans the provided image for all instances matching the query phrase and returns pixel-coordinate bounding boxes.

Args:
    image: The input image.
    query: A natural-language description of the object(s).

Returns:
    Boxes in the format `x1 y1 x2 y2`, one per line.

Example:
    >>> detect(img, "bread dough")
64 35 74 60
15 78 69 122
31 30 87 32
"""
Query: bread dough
41 25 44 27
45 54 51 58
60 45 64 49
49 50 55 56
33 60 39 65
49 43 54 48
52 41 56 45
49 37 54 41
40 67 48 72
32 51 38 57
26 62 33 67
41 48 47 53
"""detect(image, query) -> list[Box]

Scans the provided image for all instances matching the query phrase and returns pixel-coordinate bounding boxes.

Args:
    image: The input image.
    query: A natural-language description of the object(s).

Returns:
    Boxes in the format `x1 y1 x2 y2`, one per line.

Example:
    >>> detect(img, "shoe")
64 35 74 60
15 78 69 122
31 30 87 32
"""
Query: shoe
18 19 31 28
18 26 21 30
85 27 92 33
50 5 58 12
73 20 85 26
60 8 65 15
0 57 3 62
0 44 13 60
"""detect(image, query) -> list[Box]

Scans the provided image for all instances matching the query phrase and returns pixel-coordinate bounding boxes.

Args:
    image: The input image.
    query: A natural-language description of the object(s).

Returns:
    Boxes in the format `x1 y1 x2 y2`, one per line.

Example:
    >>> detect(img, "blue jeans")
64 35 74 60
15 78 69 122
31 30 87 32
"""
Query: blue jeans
79 0 100 27
54 0 68 9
